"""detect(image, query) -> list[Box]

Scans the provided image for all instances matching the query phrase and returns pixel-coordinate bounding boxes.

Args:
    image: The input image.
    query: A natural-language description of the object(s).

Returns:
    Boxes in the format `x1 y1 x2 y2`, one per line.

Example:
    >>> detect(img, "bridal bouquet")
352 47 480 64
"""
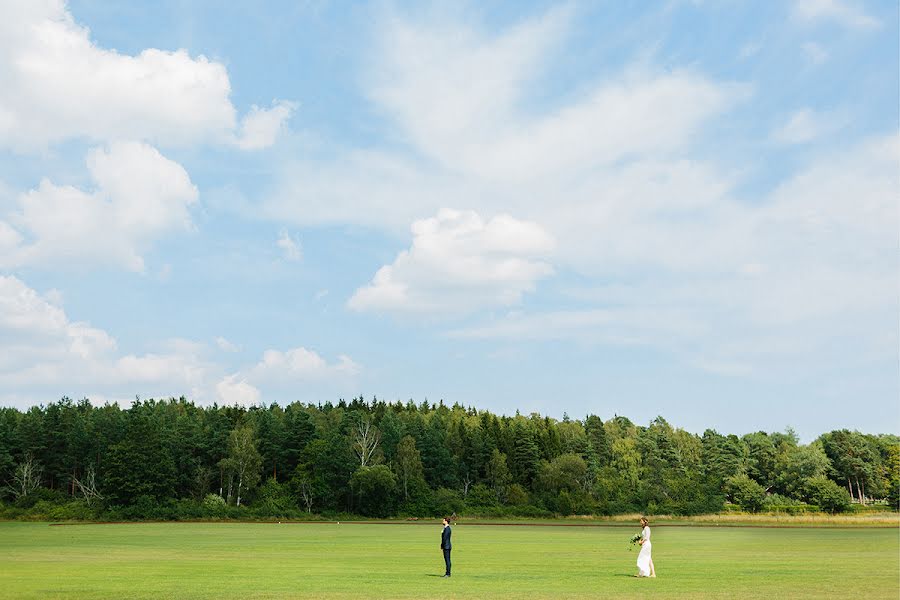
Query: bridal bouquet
629 533 642 549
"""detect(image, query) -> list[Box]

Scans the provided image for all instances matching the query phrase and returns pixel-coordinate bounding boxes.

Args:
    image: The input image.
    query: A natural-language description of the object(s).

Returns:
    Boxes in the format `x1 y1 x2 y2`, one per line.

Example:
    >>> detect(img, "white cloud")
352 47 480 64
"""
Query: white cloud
248 347 360 381
0 0 292 151
212 346 360 406
261 10 744 230
449 135 899 375
801 42 829 65
369 11 741 183
257 9 893 378
1 141 197 271
349 209 554 315
216 375 261 407
0 275 361 407
215 336 240 353
276 229 303 261
236 100 297 150
791 0 880 29
0 275 212 403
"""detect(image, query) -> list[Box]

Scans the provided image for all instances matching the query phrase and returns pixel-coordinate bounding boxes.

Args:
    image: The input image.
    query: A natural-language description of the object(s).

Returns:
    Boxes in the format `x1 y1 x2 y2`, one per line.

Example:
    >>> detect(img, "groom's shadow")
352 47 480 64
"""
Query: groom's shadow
424 574 444 577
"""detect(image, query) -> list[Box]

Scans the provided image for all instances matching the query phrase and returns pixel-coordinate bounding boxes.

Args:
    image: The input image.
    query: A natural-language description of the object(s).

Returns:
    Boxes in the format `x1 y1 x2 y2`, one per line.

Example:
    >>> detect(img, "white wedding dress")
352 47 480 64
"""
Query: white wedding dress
636 526 652 577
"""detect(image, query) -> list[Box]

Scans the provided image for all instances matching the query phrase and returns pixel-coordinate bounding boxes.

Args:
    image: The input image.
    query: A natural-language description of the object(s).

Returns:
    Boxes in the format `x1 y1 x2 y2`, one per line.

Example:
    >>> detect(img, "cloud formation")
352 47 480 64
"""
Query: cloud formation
349 209 554 315
0 275 361 407
0 275 210 402
1 142 197 271
0 0 292 151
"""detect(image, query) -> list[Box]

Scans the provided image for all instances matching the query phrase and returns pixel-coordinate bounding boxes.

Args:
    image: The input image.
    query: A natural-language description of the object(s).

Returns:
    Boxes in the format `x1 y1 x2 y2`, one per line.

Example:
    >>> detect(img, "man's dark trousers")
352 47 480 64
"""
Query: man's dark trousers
441 524 452 576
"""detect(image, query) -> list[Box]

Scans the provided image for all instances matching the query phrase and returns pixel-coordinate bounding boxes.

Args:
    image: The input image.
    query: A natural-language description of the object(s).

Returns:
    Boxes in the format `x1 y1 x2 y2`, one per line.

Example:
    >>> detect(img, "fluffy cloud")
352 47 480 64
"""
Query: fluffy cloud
258 9 895 373
0 275 211 402
247 347 359 381
0 0 292 151
215 375 261 407
1 141 197 271
453 134 899 374
213 346 360 406
349 209 554 315
215 336 240 353
0 275 361 407
236 100 298 150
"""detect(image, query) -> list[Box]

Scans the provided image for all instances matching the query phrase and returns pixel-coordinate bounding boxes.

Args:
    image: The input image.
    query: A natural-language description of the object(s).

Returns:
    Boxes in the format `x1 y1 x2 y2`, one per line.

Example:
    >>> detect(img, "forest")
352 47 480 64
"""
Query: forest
0 397 897 520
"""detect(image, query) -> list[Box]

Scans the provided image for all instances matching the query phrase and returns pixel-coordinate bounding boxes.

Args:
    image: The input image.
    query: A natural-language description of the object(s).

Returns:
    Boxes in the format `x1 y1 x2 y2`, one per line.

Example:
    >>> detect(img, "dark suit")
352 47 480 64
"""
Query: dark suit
440 525 452 576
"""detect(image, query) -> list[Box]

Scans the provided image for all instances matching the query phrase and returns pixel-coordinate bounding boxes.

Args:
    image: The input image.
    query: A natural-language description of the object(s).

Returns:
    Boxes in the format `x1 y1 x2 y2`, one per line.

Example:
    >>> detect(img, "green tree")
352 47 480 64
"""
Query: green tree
725 473 766 513
420 414 455 488
584 415 612 467
537 453 588 494
486 449 511 502
511 420 540 487
351 465 397 517
393 435 424 501
104 404 176 505
775 442 830 499
219 424 262 507
804 476 852 513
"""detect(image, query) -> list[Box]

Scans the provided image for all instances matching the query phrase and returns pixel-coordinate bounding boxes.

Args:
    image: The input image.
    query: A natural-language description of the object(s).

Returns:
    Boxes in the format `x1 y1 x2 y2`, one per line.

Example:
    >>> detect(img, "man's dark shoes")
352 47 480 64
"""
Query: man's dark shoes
441 574 451 578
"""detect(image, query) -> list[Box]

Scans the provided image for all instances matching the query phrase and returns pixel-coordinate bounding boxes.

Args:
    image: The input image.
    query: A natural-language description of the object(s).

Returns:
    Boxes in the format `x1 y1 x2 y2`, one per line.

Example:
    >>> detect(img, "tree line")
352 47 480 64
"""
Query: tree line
0 397 897 520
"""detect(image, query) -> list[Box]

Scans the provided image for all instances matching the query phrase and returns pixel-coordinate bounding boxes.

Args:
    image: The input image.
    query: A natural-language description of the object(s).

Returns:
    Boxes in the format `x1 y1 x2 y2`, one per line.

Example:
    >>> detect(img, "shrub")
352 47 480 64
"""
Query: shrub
465 484 497 508
254 478 294 515
804 476 852 514
557 490 575 515
14 487 66 509
350 465 397 518
431 488 464 517
725 474 766 513
47 500 96 521
203 493 226 509
506 484 529 507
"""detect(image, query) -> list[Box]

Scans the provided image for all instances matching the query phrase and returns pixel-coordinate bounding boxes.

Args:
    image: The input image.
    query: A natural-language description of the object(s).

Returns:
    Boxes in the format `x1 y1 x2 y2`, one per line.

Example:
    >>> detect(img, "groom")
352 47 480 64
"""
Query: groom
440 516 452 577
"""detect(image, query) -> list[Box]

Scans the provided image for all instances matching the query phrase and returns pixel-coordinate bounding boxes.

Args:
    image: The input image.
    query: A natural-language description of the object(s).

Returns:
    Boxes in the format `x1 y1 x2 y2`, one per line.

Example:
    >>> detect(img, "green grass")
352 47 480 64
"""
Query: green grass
1 521 897 599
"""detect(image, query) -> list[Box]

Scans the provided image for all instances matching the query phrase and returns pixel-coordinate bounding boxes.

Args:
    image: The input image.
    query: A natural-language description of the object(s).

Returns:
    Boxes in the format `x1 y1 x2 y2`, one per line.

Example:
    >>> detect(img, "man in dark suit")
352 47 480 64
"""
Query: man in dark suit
440 516 452 577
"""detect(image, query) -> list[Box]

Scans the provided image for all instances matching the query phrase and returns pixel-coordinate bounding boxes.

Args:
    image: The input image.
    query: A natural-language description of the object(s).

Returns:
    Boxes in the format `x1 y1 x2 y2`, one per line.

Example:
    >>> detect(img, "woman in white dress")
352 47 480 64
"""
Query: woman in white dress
636 517 656 577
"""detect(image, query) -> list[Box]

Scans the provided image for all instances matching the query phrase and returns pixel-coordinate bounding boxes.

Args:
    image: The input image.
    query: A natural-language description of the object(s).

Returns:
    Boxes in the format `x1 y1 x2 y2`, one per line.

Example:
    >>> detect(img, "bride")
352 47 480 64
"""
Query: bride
636 517 656 578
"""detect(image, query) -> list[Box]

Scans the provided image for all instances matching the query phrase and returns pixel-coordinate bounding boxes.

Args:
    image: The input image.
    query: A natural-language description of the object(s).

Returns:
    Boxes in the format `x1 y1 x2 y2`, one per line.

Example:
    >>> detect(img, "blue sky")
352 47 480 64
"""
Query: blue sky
0 0 897 440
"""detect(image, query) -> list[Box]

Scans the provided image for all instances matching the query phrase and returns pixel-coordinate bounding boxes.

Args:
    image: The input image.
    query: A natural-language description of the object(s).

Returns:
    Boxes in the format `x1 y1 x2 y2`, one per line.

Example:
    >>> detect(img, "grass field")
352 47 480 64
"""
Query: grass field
1 521 897 599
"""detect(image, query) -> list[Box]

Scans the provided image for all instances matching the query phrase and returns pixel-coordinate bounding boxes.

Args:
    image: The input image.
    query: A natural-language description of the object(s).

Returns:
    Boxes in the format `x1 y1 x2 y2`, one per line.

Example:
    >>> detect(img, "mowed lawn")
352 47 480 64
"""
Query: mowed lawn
1 521 897 599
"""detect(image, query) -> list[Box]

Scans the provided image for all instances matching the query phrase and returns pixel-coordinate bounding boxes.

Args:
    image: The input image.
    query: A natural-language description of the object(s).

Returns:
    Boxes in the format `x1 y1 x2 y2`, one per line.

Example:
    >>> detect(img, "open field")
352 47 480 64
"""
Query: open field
1 521 897 599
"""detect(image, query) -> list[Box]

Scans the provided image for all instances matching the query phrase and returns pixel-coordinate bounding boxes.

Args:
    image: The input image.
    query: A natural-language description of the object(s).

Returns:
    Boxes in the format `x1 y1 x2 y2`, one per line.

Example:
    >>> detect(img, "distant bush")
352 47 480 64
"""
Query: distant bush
203 493 226 509
14 487 67 509
431 488 465 517
506 484 529 507
253 478 294 515
804 477 852 514
725 474 767 513
46 500 97 521
465 484 497 507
